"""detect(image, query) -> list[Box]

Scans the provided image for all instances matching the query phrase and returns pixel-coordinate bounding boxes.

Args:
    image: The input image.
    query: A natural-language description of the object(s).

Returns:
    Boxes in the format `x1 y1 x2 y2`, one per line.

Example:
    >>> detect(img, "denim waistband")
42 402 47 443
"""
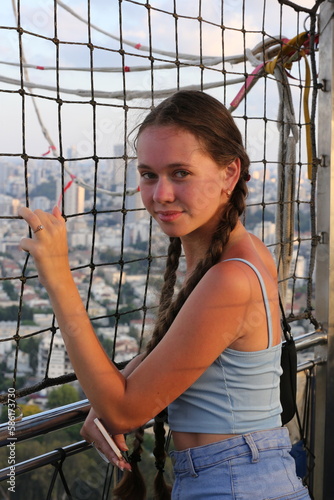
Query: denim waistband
170 427 291 475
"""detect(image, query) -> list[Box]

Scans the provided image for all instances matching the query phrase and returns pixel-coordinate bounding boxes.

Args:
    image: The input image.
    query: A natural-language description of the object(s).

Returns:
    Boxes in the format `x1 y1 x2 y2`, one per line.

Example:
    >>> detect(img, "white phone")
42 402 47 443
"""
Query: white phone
93 418 128 463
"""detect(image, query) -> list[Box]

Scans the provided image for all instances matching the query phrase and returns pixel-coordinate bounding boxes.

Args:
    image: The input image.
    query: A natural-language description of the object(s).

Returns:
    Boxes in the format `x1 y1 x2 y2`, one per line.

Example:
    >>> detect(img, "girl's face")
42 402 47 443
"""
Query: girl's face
137 125 230 240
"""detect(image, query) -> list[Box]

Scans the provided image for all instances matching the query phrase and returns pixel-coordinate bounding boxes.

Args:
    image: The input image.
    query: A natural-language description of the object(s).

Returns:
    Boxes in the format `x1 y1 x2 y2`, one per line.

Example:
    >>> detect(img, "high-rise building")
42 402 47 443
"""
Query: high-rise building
0 163 9 194
30 196 52 211
0 194 19 216
56 177 85 215
112 144 126 190
125 159 142 224
37 334 72 378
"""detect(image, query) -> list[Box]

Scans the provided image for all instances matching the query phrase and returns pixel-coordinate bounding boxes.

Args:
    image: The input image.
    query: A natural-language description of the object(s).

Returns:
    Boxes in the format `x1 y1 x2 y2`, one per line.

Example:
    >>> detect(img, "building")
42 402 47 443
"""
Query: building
112 144 126 189
253 220 276 246
0 194 20 216
37 334 72 378
0 163 10 193
30 195 52 211
124 159 142 223
6 350 32 377
57 177 85 216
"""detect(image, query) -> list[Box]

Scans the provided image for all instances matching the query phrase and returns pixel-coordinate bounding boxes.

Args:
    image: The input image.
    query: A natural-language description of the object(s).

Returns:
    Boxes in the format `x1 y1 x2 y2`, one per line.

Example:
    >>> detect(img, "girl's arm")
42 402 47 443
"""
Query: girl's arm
18 207 258 435
80 353 145 469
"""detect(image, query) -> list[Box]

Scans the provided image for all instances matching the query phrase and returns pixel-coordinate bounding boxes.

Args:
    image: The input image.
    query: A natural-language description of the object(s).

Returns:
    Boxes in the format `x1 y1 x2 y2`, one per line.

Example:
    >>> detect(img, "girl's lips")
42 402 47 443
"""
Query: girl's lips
156 210 183 222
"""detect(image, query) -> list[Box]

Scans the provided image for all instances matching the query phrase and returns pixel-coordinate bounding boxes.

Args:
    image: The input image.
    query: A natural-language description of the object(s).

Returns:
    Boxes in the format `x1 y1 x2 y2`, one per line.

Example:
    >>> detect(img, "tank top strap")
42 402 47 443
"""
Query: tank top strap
222 258 274 348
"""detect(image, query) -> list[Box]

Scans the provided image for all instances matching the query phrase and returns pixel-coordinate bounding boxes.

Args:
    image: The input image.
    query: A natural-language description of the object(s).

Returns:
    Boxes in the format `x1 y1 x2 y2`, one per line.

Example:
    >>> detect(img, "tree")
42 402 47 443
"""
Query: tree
19 403 41 417
2 280 17 300
20 337 40 375
29 178 57 200
0 304 33 322
47 384 80 409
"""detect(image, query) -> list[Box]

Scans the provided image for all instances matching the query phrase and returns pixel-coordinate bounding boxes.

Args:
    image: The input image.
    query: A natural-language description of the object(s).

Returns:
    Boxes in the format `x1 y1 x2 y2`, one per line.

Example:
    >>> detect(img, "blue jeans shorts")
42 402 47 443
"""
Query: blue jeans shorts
170 427 311 500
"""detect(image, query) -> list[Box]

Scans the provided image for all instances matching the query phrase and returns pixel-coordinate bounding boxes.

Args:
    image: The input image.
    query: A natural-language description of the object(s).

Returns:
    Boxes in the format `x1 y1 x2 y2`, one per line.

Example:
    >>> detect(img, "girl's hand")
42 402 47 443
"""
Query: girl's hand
18 206 72 290
81 408 131 471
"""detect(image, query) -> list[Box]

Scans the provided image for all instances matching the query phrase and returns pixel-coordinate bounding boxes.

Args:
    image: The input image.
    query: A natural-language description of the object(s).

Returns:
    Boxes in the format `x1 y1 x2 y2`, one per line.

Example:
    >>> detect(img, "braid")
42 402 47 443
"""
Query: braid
152 410 172 500
113 239 181 500
146 237 181 354
160 237 182 305
113 427 146 500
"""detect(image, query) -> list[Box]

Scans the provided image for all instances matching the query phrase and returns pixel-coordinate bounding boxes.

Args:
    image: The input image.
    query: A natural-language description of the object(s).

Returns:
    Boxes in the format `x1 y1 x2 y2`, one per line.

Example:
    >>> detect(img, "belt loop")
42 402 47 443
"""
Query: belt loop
186 449 199 478
244 434 260 463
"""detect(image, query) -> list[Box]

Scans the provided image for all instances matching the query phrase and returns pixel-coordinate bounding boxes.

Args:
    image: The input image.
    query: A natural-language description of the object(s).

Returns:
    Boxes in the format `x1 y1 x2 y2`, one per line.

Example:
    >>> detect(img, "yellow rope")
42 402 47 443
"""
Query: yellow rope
265 32 312 179
264 32 309 75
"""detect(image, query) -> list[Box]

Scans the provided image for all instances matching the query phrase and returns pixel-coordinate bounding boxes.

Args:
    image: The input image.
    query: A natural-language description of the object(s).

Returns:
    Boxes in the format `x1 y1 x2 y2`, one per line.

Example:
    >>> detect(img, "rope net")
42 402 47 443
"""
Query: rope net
0 0 322 406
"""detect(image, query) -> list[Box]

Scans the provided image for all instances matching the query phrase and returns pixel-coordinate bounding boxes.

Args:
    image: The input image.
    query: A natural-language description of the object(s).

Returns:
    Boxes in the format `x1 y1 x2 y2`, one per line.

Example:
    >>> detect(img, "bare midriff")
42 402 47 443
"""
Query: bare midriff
172 431 239 451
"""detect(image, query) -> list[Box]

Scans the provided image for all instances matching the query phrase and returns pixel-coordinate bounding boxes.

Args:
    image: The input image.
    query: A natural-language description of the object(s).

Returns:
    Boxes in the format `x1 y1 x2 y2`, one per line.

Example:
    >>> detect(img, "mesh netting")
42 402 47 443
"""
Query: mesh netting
0 0 322 404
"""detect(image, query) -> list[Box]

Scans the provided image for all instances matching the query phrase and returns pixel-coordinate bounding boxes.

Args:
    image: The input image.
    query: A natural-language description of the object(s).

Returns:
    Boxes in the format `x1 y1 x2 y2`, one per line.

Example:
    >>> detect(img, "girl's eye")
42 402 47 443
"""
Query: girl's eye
174 170 189 178
140 172 157 180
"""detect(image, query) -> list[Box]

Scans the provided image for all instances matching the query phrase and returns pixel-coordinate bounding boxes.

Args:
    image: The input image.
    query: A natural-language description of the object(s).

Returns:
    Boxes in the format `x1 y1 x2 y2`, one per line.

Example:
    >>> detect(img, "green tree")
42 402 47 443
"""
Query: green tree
19 403 41 417
0 304 33 322
119 281 136 303
47 384 80 409
245 208 275 229
20 337 40 375
2 280 17 300
29 178 57 200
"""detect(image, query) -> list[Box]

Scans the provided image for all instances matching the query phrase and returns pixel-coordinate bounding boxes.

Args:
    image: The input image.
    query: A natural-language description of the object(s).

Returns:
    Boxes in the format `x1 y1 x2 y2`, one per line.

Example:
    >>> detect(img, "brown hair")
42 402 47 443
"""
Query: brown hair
114 90 250 499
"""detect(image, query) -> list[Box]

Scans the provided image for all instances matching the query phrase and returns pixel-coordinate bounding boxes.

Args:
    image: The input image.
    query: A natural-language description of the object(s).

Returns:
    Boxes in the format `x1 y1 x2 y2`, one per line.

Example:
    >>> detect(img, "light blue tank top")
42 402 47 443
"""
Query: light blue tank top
168 258 283 434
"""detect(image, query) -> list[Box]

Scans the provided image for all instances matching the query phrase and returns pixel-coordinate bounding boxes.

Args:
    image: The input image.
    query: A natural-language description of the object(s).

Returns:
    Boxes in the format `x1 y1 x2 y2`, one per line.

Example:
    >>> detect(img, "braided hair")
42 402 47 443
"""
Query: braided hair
114 91 250 499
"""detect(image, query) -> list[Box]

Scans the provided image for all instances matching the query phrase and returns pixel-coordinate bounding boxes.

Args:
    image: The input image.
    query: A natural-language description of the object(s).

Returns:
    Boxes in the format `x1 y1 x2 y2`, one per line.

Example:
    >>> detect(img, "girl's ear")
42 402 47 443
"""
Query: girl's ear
224 158 241 192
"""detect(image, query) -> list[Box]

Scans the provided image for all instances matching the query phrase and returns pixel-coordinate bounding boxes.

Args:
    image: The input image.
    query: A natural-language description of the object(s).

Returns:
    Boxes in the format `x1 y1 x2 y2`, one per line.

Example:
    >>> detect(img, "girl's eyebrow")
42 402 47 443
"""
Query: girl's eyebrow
137 162 192 170
137 163 151 170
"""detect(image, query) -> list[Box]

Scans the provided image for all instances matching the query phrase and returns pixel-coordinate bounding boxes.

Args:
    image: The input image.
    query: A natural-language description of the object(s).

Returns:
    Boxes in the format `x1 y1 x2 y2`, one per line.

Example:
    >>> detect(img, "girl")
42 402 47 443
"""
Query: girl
19 91 310 499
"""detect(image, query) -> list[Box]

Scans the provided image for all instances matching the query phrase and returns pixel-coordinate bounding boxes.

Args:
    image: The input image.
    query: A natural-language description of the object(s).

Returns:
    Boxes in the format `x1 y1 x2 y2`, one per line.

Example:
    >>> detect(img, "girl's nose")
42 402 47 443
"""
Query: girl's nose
153 177 175 203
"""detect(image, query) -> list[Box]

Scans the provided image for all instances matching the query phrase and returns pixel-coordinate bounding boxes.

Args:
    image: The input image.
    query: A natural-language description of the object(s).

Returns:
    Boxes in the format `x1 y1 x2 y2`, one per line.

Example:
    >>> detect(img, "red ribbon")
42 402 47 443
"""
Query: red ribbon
42 145 56 156
230 63 264 110
57 174 77 208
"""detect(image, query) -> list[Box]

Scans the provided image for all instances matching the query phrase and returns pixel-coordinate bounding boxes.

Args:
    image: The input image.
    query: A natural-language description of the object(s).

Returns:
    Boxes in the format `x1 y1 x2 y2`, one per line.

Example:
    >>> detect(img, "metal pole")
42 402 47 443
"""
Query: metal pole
0 399 90 447
314 1 334 498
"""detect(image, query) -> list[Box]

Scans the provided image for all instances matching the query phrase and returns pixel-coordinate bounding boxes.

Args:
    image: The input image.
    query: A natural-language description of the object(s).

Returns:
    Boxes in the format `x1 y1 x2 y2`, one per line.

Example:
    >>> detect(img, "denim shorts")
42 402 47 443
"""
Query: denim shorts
170 427 311 500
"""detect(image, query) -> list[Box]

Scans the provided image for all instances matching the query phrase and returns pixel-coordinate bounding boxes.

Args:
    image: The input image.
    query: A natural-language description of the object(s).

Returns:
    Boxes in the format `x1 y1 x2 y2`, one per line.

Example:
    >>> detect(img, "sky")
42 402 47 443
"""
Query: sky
0 0 318 162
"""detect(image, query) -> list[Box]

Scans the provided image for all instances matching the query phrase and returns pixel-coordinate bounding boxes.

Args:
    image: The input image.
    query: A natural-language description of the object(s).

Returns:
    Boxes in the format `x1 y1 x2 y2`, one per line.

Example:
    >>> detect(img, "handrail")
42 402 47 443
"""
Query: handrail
0 330 327 450
0 420 156 480
0 329 328 484
0 350 327 482
0 399 90 447
297 357 326 372
294 330 327 351
0 440 91 481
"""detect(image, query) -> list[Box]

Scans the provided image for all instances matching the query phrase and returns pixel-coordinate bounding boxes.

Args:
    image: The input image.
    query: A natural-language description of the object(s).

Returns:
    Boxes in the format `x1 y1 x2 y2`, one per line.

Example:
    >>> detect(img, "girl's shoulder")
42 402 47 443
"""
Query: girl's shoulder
217 229 277 282
207 230 279 308
248 232 278 280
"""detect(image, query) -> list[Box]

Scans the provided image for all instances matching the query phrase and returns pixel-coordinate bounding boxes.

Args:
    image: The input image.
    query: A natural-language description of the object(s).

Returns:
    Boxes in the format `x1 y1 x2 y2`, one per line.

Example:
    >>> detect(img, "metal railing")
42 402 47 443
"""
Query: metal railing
0 329 327 491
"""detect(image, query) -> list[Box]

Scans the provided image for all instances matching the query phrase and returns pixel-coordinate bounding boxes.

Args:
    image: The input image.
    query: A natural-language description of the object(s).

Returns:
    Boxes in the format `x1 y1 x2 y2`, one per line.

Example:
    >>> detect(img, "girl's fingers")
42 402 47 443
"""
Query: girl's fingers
19 237 34 253
18 207 50 251
52 204 63 219
80 419 131 471
113 433 129 452
18 206 44 233
92 443 131 471
18 206 64 233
